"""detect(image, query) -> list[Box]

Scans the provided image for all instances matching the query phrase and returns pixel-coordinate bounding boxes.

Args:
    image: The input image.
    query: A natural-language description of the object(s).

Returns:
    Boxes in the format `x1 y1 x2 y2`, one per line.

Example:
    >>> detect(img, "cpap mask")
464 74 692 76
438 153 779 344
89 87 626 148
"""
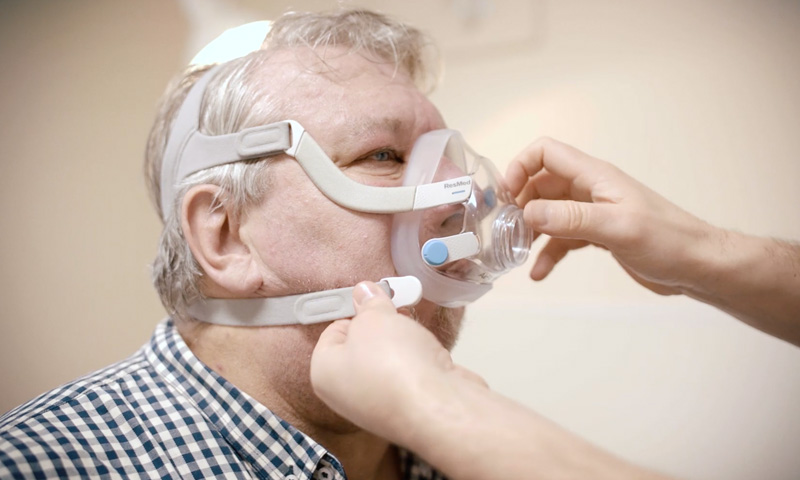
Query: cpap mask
162 65 533 327
392 130 533 307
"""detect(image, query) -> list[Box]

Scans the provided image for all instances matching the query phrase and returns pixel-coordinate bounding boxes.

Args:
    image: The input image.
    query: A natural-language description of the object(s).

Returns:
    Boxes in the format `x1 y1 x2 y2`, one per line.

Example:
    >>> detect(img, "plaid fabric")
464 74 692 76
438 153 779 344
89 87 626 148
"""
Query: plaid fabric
0 320 447 480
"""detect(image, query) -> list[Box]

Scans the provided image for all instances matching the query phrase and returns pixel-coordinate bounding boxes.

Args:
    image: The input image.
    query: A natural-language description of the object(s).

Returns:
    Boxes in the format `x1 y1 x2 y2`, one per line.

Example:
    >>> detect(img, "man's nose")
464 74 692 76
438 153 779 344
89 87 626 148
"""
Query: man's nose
431 155 466 182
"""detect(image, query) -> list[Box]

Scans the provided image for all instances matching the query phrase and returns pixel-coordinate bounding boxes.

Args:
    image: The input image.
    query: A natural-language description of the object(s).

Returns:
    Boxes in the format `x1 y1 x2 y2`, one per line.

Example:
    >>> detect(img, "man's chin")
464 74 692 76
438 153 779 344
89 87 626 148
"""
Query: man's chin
411 301 465 351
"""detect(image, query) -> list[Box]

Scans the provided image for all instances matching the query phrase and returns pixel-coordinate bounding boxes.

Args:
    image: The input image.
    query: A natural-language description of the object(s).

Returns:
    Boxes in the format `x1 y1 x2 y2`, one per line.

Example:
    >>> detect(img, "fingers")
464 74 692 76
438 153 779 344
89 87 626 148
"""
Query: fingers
515 171 562 206
506 159 533 198
506 137 603 198
530 237 590 280
310 319 350 393
315 319 351 348
315 280 399 359
353 281 399 316
523 199 622 246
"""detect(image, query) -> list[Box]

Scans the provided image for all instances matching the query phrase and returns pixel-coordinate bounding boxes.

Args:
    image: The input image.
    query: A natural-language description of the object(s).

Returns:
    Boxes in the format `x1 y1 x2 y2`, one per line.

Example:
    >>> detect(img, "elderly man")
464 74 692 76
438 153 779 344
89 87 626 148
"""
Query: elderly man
1 9 533 480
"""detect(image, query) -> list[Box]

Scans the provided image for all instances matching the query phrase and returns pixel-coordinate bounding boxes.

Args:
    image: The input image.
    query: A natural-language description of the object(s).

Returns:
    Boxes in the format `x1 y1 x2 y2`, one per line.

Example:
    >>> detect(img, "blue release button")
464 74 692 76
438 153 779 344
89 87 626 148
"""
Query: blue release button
484 188 496 208
422 240 449 266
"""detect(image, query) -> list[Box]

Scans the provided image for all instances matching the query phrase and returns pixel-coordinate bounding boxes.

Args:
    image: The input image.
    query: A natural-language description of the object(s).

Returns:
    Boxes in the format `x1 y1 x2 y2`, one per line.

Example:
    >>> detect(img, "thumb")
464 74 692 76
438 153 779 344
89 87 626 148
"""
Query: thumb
314 320 351 351
353 281 399 316
310 319 350 392
523 199 616 245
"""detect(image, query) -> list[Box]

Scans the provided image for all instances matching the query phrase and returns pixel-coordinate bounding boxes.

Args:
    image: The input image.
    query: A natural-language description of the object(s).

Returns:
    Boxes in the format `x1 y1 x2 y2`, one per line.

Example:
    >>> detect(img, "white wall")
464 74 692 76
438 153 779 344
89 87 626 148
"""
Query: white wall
1 1 798 479
438 2 800 478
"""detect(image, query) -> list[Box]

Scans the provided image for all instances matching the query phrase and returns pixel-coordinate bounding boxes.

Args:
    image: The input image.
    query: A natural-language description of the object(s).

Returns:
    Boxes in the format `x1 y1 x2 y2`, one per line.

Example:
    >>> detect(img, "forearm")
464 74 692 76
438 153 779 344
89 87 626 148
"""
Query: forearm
683 229 800 346
400 375 671 480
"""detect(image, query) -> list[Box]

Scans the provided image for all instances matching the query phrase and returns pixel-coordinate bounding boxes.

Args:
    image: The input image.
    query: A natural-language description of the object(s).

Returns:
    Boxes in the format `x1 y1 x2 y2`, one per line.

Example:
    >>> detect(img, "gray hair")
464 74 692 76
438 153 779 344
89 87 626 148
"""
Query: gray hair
144 9 440 320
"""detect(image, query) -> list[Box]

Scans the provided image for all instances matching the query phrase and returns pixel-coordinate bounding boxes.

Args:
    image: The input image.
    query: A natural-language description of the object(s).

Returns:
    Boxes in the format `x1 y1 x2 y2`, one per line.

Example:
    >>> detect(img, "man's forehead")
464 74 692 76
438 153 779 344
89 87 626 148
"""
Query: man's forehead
333 102 446 149
252 47 442 144
257 49 419 107
347 117 403 138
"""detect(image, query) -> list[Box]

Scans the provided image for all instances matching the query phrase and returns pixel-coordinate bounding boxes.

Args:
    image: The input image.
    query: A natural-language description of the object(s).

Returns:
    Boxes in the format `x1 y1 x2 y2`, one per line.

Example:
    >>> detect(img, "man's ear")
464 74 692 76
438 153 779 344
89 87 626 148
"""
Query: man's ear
181 185 261 296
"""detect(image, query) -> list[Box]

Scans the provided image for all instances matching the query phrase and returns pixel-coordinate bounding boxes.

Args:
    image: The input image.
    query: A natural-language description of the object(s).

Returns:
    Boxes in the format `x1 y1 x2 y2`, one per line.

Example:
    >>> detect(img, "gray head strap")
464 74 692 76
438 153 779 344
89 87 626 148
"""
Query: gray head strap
187 276 422 326
159 65 470 221
159 65 296 220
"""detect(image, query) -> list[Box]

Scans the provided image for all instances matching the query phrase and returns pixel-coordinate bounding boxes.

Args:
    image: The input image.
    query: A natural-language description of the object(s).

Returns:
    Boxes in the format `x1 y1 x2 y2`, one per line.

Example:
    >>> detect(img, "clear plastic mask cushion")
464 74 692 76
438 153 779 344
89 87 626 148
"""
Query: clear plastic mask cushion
391 130 532 307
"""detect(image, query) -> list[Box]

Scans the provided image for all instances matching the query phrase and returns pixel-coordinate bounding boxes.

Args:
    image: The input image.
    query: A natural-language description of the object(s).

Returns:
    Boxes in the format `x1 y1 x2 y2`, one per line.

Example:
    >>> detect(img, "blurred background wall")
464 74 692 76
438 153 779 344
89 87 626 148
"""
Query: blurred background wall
1 1 798 478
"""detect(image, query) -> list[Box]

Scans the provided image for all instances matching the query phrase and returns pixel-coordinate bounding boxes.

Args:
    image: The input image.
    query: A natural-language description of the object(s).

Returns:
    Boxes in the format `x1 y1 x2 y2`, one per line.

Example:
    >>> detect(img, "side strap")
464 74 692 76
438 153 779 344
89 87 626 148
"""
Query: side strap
186 276 422 326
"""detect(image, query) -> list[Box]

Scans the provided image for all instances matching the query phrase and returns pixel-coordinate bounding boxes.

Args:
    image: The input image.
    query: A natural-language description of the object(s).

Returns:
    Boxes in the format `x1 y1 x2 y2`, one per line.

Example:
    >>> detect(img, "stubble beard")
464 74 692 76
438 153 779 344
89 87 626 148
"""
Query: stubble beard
409 304 465 351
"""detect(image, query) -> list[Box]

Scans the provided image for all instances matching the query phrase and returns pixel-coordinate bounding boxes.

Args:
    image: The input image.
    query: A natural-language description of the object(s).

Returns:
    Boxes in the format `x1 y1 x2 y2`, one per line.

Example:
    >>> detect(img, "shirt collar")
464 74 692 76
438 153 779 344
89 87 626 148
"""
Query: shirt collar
144 319 331 480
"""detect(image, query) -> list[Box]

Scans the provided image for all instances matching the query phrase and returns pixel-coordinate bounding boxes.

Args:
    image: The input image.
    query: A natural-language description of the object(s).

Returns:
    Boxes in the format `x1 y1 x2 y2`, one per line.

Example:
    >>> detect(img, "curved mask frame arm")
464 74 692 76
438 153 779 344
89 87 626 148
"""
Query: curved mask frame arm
160 65 471 218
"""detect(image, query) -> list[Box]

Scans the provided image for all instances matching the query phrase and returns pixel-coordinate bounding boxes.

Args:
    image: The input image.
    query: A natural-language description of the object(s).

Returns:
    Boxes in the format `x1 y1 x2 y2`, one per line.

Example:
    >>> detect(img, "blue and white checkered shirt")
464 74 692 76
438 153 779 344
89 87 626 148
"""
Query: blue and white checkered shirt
0 320 446 479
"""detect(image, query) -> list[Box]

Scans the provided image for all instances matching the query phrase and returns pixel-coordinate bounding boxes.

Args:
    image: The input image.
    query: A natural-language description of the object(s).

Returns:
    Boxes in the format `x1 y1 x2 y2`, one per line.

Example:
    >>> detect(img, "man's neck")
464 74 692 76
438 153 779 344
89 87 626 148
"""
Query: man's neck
178 320 401 480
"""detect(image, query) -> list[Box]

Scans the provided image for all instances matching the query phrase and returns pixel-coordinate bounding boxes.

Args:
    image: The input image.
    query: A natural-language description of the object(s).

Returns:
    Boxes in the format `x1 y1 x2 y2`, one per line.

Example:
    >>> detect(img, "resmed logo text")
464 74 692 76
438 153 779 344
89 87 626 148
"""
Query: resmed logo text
443 180 470 189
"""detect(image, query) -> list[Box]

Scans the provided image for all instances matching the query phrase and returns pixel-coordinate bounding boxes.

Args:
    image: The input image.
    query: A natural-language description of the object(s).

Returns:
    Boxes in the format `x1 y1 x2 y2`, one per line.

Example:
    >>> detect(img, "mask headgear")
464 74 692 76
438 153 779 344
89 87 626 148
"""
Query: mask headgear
159 22 533 325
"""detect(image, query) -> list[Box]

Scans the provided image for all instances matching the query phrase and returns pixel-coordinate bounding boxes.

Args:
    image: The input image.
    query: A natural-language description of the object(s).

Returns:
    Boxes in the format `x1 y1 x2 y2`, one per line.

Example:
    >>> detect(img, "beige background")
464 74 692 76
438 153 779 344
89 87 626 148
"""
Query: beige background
1 1 799 479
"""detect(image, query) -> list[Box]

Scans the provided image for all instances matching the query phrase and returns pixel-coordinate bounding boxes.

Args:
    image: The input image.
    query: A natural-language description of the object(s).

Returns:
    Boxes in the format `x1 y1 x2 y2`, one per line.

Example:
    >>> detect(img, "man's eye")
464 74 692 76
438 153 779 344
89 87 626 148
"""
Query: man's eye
343 148 406 180
369 149 404 163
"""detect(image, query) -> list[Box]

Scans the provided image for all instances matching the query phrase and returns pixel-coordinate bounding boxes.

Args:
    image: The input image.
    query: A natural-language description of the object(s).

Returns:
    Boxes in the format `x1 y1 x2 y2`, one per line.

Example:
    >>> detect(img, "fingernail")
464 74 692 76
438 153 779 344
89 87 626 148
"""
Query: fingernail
353 282 381 306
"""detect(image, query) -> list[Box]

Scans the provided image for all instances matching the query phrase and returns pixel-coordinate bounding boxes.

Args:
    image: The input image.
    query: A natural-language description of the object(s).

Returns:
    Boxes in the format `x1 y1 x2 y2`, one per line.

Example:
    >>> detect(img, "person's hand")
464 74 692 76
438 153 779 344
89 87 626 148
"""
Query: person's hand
310 281 486 444
313 281 677 480
506 137 721 296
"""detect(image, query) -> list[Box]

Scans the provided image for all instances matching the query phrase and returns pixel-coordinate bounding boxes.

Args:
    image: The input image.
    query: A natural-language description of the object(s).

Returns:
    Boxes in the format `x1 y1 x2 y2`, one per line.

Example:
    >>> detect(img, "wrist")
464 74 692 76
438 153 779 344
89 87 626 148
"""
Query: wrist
679 227 769 308
394 366 478 451
676 222 739 296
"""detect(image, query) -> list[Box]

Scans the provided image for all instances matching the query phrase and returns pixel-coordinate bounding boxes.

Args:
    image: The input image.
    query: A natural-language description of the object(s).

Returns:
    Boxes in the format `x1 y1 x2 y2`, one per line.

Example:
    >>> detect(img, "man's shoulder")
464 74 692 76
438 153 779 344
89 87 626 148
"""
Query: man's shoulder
0 322 253 479
0 349 153 431
0 347 202 478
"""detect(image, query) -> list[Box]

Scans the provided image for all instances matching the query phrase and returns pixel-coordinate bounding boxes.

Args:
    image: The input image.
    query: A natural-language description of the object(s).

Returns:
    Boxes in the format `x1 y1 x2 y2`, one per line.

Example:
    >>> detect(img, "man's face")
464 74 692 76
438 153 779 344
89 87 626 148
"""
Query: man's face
238 48 464 348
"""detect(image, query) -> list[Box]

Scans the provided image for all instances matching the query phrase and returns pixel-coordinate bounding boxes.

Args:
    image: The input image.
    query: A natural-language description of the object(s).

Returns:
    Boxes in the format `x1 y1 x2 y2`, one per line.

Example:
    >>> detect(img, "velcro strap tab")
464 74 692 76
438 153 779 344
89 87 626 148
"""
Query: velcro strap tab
293 282 392 325
236 123 292 158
